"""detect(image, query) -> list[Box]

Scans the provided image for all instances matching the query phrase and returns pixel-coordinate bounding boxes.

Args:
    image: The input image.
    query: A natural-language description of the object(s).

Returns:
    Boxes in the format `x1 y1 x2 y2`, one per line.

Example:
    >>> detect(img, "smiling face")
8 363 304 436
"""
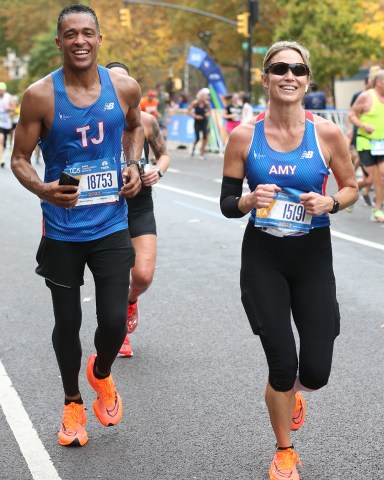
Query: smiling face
55 12 102 70
262 48 310 104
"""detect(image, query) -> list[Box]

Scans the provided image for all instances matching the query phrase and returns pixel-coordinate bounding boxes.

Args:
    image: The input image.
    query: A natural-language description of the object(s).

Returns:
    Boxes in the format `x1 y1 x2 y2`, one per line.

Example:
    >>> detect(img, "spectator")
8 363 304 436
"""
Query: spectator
304 82 326 110
155 82 170 142
240 92 254 123
223 92 242 134
140 90 160 119
177 92 190 109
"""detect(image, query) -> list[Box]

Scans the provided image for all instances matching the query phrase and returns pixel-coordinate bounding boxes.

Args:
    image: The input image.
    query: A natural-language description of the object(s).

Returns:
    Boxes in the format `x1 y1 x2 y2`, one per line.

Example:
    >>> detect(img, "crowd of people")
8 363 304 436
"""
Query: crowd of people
1 3 379 480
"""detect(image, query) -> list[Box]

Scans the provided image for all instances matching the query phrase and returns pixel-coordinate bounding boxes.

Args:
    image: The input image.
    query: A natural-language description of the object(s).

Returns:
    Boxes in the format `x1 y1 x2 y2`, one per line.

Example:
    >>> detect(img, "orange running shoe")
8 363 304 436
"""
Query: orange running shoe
291 392 306 431
58 402 88 447
127 301 139 334
86 354 123 427
269 448 302 480
117 334 133 357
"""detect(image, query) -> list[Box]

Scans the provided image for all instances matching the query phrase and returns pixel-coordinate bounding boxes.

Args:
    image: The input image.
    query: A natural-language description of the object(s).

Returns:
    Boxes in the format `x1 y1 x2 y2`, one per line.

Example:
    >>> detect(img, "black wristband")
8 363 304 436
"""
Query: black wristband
220 176 245 218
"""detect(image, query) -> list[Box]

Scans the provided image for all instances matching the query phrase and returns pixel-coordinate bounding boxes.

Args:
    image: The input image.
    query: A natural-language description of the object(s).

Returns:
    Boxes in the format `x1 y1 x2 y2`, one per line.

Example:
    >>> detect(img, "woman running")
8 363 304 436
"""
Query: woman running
220 41 358 480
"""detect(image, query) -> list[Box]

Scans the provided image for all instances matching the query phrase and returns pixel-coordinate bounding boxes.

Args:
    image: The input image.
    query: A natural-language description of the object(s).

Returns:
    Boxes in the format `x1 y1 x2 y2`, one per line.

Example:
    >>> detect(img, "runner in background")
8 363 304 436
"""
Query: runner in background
106 62 170 357
187 88 211 160
349 69 384 222
0 82 14 167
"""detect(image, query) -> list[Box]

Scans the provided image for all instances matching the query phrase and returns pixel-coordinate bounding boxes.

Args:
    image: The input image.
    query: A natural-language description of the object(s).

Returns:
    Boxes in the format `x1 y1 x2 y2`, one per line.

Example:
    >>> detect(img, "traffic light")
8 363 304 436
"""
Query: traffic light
250 67 262 84
237 12 250 38
119 8 131 28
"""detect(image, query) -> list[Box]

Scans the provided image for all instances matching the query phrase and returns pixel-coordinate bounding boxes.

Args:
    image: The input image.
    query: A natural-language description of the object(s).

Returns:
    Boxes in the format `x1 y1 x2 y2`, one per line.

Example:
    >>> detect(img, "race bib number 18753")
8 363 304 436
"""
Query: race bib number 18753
64 158 119 207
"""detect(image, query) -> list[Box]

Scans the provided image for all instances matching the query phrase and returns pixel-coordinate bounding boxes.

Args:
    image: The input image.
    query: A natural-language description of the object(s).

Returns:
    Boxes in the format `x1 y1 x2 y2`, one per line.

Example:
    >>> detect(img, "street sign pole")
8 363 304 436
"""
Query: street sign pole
248 0 259 98
247 1 252 94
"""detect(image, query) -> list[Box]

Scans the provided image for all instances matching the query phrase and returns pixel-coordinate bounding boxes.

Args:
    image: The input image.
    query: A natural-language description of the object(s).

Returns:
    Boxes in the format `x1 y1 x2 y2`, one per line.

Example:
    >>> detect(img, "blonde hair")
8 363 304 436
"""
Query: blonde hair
263 40 312 76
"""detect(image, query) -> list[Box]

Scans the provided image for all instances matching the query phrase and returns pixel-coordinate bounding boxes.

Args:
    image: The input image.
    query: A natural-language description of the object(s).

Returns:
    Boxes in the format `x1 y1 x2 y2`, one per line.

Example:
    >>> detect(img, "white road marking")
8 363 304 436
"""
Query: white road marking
331 229 384 251
156 184 384 250
0 360 61 480
155 183 219 203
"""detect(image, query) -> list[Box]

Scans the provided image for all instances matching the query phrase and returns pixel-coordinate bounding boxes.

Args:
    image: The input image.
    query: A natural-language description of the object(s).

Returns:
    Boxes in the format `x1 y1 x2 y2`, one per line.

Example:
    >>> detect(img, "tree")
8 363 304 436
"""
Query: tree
273 0 380 91
27 24 62 84
354 0 384 65
2 0 68 56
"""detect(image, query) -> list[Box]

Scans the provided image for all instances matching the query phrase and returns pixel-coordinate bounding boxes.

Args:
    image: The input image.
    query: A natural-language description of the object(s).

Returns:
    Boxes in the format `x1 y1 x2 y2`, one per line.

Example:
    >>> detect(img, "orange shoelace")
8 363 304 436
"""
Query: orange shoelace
63 403 85 430
275 449 302 470
96 375 117 406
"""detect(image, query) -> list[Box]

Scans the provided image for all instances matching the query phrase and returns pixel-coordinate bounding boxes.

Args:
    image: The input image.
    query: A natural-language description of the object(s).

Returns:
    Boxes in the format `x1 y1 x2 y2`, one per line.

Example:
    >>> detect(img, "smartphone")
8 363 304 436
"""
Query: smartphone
59 171 80 188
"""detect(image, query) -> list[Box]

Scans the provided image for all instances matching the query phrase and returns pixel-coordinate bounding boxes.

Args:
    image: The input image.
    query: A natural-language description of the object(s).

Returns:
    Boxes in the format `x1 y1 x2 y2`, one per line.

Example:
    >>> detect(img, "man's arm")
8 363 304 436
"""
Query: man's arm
140 114 170 187
11 82 80 207
348 90 374 133
120 77 145 198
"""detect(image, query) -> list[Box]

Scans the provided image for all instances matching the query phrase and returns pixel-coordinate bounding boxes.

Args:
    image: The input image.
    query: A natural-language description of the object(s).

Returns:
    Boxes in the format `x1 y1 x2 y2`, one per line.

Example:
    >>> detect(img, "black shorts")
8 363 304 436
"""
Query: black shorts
35 229 135 288
358 149 384 167
127 186 157 238
0 127 11 136
194 120 208 140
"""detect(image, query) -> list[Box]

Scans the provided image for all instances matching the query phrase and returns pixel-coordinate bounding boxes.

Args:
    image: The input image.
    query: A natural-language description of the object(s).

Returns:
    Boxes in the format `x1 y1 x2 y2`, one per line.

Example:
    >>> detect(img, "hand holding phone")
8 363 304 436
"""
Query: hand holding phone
59 172 79 193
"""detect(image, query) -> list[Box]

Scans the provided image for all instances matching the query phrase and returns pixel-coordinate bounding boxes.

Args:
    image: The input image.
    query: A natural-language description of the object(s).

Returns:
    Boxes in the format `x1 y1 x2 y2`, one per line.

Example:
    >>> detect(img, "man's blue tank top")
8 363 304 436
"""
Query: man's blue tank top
245 111 330 229
39 65 128 241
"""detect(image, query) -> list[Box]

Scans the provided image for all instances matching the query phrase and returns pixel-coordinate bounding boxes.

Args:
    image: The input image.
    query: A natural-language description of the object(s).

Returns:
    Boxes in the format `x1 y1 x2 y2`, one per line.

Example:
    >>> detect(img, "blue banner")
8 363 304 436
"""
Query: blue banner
167 113 195 143
187 46 227 109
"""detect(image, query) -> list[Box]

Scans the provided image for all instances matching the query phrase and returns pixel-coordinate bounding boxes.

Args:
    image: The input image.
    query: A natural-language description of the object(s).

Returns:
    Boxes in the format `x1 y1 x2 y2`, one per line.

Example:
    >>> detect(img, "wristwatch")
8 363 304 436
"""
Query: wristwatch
156 168 164 179
127 160 144 175
329 195 340 214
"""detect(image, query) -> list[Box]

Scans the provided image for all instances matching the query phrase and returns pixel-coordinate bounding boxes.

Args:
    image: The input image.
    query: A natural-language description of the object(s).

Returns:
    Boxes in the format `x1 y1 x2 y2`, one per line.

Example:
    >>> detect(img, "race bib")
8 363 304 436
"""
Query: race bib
64 158 119 207
370 139 384 156
255 188 312 235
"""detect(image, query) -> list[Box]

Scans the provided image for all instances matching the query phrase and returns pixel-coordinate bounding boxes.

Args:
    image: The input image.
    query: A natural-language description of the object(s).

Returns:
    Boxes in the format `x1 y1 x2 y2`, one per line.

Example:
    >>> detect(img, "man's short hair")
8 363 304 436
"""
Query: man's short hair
105 62 130 75
57 4 100 35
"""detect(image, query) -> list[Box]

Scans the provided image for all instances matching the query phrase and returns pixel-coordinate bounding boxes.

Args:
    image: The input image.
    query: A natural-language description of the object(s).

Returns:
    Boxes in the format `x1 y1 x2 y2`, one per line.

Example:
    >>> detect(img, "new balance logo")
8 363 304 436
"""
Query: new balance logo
104 102 115 111
301 151 314 159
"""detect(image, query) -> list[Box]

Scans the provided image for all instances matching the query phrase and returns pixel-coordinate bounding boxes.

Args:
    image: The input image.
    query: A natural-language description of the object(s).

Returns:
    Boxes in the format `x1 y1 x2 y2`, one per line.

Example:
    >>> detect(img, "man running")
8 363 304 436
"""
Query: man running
106 62 170 357
11 4 144 447
0 82 14 167
349 69 384 222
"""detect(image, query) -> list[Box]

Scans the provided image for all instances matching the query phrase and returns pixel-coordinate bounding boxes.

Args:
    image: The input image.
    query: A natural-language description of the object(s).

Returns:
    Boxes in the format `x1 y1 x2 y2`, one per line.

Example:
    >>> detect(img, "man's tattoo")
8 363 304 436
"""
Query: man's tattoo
149 117 167 157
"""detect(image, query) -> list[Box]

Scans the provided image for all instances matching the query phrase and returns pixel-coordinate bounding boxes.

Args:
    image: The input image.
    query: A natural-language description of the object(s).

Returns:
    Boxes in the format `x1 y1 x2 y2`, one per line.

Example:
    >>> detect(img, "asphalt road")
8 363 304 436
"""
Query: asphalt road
0 147 383 480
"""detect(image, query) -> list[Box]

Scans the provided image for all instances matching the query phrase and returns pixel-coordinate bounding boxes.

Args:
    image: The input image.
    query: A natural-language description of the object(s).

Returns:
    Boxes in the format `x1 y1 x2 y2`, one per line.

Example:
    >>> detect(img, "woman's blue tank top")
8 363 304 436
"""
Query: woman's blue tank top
245 111 330 229
39 66 128 242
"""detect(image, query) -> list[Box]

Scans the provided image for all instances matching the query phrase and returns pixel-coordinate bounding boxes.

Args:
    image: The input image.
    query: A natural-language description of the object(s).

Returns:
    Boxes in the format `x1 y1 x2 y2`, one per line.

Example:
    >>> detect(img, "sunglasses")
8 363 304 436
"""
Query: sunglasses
264 62 310 77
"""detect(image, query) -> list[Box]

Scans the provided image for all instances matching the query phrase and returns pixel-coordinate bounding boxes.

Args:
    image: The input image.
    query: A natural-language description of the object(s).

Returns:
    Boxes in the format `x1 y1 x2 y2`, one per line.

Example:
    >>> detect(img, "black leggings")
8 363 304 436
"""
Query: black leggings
240 224 340 392
47 269 130 397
